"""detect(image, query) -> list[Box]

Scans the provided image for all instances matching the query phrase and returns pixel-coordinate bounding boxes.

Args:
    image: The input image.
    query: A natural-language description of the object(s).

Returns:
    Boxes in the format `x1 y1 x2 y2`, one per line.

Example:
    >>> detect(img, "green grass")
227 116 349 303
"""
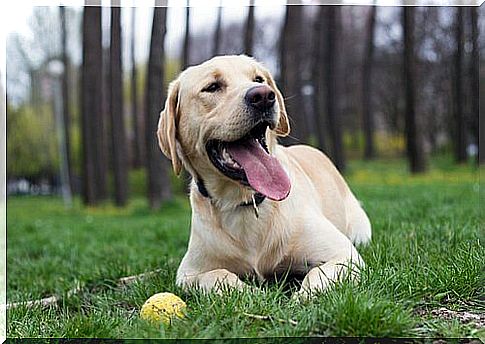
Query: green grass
6 157 484 339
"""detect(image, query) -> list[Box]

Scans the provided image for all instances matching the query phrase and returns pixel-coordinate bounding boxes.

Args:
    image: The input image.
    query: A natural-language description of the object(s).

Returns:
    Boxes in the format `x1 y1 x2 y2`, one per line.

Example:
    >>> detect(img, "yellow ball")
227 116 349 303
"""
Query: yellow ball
140 292 186 325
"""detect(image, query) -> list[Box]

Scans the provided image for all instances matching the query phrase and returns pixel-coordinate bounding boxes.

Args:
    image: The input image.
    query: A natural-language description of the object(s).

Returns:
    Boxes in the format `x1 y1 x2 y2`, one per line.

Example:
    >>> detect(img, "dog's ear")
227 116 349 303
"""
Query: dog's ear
263 69 290 137
158 79 182 175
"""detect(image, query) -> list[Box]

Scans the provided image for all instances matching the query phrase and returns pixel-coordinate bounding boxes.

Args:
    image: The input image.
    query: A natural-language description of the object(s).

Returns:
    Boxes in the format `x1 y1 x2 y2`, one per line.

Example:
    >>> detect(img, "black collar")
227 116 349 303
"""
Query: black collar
196 177 266 207
239 192 266 207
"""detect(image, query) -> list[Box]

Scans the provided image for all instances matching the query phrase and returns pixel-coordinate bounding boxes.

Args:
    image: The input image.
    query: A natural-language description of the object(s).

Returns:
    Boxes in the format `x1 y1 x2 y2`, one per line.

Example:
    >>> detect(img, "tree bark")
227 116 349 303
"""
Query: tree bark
453 8 467 163
402 7 427 173
469 8 480 164
323 7 345 173
244 0 255 56
362 6 377 160
145 6 173 209
59 6 74 191
312 6 327 153
131 7 144 168
98 45 110 201
81 6 106 204
213 3 223 56
110 5 128 206
279 3 308 145
182 1 191 69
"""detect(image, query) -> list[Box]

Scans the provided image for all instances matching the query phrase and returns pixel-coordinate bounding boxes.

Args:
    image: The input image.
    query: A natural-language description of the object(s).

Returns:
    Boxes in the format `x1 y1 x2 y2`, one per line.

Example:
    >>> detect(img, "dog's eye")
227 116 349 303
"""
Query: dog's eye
202 82 222 93
254 76 265 83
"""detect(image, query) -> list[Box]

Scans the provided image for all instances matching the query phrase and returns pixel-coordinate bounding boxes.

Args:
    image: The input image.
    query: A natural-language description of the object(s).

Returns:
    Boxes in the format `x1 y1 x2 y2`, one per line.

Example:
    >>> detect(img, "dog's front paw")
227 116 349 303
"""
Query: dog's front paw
198 268 247 294
291 265 336 301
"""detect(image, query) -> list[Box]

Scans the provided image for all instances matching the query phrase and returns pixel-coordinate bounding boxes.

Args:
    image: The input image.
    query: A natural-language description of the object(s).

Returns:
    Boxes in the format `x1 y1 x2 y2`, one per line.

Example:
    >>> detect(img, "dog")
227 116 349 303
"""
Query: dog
157 55 371 298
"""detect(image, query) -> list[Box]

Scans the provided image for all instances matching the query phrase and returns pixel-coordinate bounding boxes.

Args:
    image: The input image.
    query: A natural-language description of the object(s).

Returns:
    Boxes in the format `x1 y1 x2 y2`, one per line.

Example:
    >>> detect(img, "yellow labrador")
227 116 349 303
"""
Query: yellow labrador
158 55 371 298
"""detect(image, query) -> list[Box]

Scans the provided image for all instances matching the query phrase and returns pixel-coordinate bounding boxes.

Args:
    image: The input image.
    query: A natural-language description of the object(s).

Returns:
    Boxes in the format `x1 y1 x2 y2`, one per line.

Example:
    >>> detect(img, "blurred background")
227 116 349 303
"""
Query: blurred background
4 2 482 209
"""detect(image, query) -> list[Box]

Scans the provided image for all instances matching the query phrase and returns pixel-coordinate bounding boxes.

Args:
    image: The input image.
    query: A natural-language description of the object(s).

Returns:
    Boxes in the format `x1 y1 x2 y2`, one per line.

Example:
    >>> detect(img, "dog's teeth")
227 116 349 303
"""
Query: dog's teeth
222 148 238 164
222 148 231 161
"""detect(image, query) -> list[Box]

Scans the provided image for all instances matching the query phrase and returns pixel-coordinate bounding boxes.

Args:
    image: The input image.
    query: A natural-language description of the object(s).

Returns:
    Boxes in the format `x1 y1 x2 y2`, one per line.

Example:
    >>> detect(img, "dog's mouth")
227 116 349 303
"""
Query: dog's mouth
206 121 291 201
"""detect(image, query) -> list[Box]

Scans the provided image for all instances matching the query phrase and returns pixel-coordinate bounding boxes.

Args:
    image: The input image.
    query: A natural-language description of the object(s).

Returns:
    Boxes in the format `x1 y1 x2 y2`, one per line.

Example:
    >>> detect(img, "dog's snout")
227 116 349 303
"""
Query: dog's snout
245 85 276 112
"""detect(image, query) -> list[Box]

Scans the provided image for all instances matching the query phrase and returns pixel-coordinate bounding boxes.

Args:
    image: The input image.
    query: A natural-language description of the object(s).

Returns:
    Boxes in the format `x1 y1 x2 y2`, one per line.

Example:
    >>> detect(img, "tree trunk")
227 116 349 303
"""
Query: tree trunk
110 5 128 206
402 7 427 173
131 7 144 168
324 7 345 173
145 6 173 209
213 3 222 56
312 6 327 153
59 6 74 192
453 8 467 163
244 0 255 56
81 6 105 204
470 9 481 164
362 6 377 160
98 45 110 201
279 2 308 145
182 1 191 69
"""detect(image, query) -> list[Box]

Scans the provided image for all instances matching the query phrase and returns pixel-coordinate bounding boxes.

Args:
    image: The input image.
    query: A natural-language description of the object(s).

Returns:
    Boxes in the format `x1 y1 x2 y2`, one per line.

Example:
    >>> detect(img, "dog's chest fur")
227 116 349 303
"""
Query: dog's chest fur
204 202 292 280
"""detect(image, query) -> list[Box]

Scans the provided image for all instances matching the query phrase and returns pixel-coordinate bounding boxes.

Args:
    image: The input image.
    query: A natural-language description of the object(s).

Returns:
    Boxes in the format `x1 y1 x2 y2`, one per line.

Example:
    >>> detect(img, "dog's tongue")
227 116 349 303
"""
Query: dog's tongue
227 139 291 201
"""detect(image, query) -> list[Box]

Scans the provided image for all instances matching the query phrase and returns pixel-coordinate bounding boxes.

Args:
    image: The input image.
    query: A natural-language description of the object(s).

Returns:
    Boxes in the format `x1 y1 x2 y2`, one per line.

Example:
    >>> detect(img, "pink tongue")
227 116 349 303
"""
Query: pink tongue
227 139 291 201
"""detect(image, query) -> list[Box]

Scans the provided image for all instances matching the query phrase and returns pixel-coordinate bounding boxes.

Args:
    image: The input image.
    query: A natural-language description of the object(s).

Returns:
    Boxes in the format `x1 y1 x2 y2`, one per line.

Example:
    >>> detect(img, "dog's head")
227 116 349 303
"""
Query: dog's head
158 55 291 205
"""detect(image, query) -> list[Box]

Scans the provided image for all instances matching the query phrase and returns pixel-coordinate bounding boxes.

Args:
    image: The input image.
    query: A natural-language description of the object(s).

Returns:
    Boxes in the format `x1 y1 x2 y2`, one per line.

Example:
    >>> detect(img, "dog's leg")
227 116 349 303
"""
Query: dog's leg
177 268 248 293
292 217 365 299
346 195 372 246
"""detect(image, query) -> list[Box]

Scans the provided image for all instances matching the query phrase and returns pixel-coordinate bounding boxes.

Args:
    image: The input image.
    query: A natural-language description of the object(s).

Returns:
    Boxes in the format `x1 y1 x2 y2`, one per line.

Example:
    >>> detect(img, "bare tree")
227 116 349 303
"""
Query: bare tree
312 6 327 152
59 6 73 190
131 7 144 168
110 5 128 206
469 9 480 164
244 0 255 56
402 7 427 173
279 3 308 145
182 1 191 69
81 6 106 204
362 6 377 160
452 8 467 163
145 7 173 209
212 3 223 56
324 7 345 172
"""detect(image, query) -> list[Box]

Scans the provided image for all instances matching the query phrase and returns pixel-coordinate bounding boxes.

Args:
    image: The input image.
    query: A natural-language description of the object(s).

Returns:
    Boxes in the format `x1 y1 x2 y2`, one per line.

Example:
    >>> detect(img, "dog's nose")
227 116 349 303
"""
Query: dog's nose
245 85 276 112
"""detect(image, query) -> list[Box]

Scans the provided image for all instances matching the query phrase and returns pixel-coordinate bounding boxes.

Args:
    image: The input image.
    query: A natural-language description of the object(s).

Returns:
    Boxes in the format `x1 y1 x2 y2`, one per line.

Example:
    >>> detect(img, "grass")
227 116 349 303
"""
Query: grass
6 157 484 339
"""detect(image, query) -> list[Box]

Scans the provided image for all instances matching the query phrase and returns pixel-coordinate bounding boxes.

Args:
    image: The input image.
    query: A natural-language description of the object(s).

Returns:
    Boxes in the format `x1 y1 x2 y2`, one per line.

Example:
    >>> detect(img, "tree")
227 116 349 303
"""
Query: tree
452 8 467 163
59 6 74 190
212 3 222 56
110 5 128 206
323 7 345 172
131 7 144 168
145 6 173 209
279 3 308 145
469 9 481 164
182 1 191 69
81 6 107 204
362 6 377 160
312 6 327 152
244 0 255 56
402 7 427 173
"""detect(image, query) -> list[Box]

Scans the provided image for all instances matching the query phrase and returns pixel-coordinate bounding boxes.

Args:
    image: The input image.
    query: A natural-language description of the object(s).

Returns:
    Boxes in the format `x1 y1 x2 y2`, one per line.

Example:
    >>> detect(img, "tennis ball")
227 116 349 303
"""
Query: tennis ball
140 292 186 325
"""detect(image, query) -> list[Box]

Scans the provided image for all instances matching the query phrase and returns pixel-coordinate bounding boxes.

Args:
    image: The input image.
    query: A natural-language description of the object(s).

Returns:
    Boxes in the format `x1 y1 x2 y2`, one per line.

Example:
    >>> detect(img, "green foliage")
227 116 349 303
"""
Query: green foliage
344 130 406 159
7 103 59 178
6 159 483 338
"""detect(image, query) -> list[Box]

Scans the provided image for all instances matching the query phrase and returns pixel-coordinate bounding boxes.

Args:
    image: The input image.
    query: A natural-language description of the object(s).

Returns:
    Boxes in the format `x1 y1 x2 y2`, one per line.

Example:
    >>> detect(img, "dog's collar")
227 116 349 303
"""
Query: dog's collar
195 177 266 207
239 192 266 207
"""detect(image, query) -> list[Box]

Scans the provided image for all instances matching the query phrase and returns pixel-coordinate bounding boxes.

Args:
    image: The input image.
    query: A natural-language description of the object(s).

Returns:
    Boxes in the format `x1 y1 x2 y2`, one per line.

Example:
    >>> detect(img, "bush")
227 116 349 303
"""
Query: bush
7 103 59 179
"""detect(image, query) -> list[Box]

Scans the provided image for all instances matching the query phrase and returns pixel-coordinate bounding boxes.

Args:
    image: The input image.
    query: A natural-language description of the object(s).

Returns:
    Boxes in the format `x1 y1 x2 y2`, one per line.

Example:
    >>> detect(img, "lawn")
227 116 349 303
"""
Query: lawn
6 157 484 339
